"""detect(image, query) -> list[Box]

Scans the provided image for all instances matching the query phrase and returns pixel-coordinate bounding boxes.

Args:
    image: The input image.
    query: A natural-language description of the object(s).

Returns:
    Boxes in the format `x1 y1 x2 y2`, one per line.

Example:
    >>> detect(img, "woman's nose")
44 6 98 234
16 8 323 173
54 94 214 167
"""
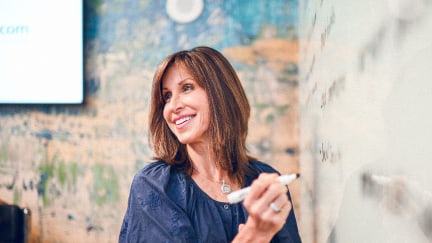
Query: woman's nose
169 94 184 113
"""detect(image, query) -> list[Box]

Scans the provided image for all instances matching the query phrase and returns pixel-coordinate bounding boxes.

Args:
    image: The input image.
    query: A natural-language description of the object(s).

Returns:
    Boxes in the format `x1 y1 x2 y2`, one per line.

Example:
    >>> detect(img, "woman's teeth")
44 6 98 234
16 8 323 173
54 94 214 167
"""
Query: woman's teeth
176 116 193 125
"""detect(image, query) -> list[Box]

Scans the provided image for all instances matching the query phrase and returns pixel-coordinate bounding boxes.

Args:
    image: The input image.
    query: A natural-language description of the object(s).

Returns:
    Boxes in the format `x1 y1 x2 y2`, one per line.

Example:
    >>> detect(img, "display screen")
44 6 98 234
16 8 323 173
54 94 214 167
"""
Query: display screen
0 0 83 104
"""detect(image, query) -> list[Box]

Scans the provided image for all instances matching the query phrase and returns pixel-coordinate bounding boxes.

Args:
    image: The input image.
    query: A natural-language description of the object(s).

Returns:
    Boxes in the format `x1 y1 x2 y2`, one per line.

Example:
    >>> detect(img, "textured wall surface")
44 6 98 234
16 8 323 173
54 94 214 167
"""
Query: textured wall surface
0 0 300 242
299 0 432 242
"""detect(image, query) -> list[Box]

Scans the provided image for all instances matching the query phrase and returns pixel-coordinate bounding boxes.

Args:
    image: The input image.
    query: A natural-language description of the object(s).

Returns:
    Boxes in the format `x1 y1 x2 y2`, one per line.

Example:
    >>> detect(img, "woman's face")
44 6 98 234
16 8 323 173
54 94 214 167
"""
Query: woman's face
162 64 210 146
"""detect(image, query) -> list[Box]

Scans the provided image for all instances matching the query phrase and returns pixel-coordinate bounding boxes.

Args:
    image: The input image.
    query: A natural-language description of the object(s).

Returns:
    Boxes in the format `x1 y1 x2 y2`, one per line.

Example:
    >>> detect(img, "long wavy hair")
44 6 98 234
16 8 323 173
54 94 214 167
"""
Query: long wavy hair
149 46 255 185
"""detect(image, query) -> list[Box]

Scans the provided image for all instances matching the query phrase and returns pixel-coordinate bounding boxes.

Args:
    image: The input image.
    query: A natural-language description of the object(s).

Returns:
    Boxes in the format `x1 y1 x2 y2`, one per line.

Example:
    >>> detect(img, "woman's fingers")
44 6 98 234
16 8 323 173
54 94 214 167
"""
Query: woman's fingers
269 193 290 214
238 223 245 232
261 193 291 225
245 173 278 201
244 173 289 216
241 173 293 236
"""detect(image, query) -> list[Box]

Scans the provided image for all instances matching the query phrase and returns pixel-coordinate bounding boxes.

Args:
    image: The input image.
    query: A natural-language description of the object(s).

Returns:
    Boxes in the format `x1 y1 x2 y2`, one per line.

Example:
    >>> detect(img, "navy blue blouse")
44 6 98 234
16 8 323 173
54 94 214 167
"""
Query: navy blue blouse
119 160 301 243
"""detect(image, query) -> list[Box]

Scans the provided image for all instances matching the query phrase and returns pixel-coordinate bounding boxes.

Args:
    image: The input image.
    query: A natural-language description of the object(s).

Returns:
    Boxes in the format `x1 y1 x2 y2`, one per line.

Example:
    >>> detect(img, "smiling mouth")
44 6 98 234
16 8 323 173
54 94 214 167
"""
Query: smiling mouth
175 116 194 125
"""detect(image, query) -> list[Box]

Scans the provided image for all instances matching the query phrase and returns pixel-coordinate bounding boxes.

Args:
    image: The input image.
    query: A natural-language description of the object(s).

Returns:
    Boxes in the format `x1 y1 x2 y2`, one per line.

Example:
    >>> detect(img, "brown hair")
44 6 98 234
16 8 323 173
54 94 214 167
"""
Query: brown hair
149 46 255 184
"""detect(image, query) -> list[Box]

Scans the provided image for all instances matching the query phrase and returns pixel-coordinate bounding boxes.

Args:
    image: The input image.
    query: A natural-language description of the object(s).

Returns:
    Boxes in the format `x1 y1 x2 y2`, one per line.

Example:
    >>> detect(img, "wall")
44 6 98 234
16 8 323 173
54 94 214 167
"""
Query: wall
298 0 432 242
0 0 300 242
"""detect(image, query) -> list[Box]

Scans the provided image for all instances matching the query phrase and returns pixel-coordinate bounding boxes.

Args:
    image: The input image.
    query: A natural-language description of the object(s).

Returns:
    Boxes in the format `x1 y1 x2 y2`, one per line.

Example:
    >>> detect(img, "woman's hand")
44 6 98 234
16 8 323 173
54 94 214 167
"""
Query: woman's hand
232 173 292 243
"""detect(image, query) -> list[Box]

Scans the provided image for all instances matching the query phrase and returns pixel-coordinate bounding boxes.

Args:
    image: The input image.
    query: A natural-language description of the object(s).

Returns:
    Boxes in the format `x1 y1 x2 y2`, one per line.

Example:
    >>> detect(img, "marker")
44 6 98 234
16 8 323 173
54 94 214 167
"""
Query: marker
227 173 300 204
370 174 391 185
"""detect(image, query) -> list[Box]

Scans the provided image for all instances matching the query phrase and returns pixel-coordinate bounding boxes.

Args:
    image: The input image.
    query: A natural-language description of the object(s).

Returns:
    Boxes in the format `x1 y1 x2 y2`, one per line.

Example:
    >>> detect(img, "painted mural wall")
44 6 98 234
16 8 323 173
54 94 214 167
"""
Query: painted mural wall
0 0 300 242
299 0 432 242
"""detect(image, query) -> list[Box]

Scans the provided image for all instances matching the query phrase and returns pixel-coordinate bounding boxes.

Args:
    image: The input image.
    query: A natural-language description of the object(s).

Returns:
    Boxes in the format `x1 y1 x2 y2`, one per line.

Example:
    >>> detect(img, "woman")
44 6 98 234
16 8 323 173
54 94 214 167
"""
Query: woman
119 46 301 242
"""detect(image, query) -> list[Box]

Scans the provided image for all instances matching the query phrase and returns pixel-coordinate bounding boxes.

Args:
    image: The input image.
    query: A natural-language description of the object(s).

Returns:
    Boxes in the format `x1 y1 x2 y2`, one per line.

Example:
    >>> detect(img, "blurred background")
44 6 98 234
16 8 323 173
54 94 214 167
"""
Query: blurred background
0 0 300 242
1 0 432 242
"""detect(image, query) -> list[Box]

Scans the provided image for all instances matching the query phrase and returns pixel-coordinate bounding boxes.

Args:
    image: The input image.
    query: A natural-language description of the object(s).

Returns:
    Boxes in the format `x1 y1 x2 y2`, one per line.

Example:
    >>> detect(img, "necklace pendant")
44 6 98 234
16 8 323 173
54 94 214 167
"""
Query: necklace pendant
221 179 232 194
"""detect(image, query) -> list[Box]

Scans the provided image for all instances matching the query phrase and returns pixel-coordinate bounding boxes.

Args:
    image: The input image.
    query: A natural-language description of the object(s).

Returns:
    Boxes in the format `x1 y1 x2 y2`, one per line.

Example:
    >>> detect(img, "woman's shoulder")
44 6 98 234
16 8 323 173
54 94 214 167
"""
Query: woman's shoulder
244 160 281 186
134 160 169 178
140 160 170 173
249 160 280 174
132 160 183 186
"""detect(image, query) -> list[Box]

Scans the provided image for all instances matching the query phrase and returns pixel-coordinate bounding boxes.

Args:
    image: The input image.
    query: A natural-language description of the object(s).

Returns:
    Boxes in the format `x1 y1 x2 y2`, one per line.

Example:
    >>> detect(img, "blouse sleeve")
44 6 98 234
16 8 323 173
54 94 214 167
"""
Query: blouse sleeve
119 162 197 243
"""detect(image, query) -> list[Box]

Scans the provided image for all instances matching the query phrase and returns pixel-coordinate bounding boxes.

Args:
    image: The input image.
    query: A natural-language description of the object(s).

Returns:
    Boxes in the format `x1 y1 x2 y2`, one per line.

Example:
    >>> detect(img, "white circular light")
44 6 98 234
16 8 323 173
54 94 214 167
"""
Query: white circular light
166 0 204 24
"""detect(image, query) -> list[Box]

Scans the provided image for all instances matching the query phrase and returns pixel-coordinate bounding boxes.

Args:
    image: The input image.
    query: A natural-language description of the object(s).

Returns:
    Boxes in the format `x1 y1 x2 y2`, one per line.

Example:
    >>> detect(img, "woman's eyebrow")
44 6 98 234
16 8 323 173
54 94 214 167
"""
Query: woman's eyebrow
177 77 194 85
162 74 195 89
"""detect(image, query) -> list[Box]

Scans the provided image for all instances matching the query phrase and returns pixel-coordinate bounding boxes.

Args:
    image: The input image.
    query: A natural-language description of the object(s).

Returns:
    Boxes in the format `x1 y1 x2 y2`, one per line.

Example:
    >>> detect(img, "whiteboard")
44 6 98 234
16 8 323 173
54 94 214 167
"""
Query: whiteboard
298 0 432 242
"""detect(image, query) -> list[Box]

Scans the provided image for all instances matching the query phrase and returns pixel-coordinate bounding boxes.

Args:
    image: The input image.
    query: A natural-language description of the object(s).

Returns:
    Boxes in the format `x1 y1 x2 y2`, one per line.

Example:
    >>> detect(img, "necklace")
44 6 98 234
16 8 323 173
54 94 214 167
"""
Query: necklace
220 179 232 194
193 169 232 194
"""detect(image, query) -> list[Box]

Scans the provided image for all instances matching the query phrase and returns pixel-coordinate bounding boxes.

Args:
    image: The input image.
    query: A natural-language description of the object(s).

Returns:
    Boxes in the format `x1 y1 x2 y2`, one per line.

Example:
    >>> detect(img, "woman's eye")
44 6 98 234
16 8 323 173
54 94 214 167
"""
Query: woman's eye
183 84 193 92
163 92 172 102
